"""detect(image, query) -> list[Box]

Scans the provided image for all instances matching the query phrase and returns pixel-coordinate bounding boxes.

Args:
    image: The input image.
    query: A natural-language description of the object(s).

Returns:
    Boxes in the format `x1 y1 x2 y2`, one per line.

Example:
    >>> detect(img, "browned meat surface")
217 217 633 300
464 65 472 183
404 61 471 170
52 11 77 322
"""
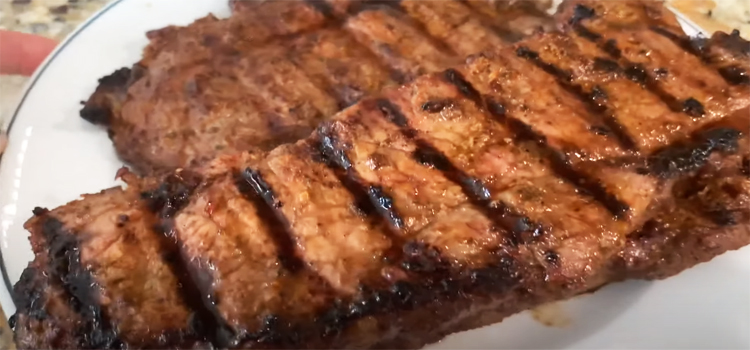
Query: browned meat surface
14 1 750 349
80 0 555 175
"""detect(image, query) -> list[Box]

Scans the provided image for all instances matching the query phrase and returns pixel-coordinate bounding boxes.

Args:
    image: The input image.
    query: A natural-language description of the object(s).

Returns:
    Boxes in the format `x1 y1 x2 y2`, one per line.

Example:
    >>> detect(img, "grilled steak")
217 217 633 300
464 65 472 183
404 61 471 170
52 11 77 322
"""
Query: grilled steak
14 1 750 349
80 0 555 174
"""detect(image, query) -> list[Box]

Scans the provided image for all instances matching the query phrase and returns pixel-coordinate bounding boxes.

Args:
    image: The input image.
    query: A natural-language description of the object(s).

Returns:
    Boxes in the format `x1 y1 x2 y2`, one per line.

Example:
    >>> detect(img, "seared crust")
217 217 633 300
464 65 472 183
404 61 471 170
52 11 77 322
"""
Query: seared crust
81 0 555 174
17 1 750 349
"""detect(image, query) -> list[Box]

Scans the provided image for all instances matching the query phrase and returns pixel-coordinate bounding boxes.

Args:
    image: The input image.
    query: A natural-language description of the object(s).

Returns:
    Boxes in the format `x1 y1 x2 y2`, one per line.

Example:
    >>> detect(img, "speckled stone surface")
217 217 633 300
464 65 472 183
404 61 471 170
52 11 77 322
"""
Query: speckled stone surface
0 0 111 131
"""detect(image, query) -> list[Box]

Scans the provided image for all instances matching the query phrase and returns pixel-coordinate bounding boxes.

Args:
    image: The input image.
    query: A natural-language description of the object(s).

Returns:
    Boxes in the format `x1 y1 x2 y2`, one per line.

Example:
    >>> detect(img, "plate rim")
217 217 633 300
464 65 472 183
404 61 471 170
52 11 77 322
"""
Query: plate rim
0 0 125 309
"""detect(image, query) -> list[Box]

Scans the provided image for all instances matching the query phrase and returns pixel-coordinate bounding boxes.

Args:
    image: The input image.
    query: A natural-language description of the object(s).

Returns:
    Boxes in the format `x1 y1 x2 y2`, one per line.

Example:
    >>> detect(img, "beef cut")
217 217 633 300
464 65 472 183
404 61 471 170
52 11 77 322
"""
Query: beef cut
80 0 555 174
13 1 750 349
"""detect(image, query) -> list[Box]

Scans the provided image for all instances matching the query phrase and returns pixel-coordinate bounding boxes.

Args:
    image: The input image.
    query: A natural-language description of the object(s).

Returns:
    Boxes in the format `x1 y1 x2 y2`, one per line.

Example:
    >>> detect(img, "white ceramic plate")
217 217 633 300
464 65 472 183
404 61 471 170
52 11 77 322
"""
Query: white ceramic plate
0 0 748 348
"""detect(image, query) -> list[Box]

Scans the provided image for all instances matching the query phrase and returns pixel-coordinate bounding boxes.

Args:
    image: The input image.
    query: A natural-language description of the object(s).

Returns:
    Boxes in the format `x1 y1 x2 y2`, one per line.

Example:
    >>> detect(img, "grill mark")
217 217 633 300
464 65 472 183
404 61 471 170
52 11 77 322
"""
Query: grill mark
393 6 458 57
647 127 743 178
484 97 630 219
649 26 749 87
568 3 596 25
255 51 345 122
303 0 335 19
349 0 458 58
573 24 703 117
443 68 483 105
346 0 405 15
140 174 232 347
703 208 738 227
649 26 706 58
718 66 750 85
456 0 525 43
235 170 305 273
296 1 411 88
281 40 354 111
515 46 636 150
153 220 233 348
375 98 539 245
441 69 630 218
315 131 407 233
40 217 122 349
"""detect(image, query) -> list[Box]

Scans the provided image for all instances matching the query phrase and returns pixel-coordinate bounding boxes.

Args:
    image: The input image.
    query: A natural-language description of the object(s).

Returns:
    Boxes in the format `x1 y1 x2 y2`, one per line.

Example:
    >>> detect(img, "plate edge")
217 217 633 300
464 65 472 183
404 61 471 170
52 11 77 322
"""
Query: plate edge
0 0 125 314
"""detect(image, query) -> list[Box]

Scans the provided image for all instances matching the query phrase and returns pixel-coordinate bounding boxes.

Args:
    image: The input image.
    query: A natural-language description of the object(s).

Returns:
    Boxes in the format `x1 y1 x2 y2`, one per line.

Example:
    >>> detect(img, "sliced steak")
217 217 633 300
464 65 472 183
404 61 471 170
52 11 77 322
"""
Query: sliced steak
81 0 555 174
15 1 750 349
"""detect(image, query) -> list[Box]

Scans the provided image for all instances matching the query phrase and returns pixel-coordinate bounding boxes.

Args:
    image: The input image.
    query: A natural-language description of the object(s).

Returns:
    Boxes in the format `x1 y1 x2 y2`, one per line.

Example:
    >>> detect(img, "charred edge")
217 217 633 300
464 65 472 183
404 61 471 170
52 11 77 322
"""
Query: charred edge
234 313 304 346
648 127 743 178
40 217 122 349
32 206 49 216
515 46 636 150
742 156 750 178
575 26 691 115
443 68 483 106
718 29 750 56
315 131 407 232
319 253 519 338
79 67 132 125
152 220 233 348
718 66 750 85
235 171 305 273
140 172 202 218
376 98 540 244
399 241 448 275
11 267 48 325
484 97 630 219
79 106 113 126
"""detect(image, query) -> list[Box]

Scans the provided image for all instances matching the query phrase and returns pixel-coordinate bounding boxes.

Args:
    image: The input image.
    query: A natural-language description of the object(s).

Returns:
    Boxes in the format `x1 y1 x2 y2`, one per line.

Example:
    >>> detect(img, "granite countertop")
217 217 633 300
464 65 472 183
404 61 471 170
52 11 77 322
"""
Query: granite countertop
0 0 747 349
0 0 111 131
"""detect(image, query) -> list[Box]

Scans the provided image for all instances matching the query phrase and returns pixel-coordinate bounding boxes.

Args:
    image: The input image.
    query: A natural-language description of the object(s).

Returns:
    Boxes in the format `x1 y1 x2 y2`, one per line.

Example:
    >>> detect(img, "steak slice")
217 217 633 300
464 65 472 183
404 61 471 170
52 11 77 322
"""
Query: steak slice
15 2 750 349
80 0 555 175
